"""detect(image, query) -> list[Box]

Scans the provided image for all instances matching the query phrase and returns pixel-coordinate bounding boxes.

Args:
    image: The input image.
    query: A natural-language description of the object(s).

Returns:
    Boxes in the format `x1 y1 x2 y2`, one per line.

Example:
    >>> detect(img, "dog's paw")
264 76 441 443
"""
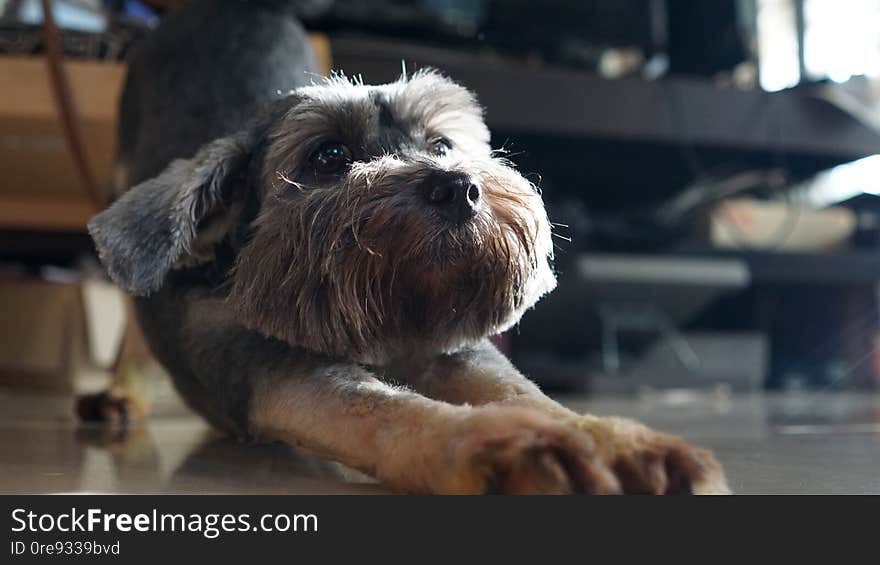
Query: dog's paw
572 416 730 495
439 407 622 494
76 391 141 427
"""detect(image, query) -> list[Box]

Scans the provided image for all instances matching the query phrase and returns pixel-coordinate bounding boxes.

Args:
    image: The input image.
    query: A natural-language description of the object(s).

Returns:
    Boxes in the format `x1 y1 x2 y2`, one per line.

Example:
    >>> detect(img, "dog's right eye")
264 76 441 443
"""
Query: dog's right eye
310 142 352 174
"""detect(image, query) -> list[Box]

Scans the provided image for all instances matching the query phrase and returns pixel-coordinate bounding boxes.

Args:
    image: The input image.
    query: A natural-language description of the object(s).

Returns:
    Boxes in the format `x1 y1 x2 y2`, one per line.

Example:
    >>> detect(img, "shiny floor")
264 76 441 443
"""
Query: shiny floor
1 386 879 494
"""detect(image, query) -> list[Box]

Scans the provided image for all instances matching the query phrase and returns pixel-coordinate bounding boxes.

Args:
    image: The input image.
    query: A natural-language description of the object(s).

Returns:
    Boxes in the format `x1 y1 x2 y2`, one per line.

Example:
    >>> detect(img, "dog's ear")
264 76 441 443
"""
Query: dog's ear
89 132 256 296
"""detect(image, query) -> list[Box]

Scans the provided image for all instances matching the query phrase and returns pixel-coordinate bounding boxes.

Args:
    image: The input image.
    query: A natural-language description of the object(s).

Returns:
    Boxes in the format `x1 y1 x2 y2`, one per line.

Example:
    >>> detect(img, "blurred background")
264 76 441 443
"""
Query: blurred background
3 0 880 493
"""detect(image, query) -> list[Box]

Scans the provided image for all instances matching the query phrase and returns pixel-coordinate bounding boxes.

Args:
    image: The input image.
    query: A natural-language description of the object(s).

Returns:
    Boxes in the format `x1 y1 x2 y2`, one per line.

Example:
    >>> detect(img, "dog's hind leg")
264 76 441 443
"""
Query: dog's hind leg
77 297 156 426
78 158 158 427
394 340 731 495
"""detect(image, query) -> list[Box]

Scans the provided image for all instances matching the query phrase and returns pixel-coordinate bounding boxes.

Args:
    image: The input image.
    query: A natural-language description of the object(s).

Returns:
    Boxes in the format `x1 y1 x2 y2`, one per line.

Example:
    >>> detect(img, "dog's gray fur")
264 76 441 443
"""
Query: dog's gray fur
90 0 554 435
87 0 728 494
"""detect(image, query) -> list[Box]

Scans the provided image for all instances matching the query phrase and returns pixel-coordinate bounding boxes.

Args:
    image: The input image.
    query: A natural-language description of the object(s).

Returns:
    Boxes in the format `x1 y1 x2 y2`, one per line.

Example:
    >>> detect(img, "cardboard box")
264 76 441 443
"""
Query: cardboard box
0 278 126 391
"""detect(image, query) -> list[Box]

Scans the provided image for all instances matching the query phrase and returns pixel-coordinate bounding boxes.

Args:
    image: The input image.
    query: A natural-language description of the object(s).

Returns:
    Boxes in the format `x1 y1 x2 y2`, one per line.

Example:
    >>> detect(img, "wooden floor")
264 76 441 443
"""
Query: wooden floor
1 387 879 494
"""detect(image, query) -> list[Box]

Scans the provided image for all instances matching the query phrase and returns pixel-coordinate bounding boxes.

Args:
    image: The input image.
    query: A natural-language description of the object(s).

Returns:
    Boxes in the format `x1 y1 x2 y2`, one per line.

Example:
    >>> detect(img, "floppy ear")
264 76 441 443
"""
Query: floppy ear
88 133 255 295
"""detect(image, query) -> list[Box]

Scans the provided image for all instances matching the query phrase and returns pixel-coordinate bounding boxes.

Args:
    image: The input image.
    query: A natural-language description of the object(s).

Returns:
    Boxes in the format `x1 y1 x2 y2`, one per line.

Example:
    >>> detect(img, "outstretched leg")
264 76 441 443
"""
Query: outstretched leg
249 357 622 494
394 340 575 417
391 340 730 494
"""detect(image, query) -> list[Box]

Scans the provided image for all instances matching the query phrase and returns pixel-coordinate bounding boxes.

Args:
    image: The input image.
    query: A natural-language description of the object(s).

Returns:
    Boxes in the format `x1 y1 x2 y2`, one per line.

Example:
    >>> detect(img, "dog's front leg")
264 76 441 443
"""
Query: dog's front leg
398 340 730 494
399 340 575 417
249 359 623 494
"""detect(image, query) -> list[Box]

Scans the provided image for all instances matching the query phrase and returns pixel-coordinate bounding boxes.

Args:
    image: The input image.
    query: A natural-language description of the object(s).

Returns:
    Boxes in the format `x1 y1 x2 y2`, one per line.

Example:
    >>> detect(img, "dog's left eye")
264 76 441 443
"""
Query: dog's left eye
430 138 452 157
310 141 352 174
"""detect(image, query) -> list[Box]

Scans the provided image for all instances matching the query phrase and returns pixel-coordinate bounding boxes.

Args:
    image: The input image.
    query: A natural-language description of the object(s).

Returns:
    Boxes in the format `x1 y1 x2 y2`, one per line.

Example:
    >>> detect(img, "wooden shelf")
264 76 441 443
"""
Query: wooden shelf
0 195 95 232
0 33 331 234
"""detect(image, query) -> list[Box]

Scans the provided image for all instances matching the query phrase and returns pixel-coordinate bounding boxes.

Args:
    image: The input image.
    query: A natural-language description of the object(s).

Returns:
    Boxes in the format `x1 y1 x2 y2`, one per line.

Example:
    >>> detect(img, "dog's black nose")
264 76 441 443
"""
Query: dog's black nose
421 172 481 223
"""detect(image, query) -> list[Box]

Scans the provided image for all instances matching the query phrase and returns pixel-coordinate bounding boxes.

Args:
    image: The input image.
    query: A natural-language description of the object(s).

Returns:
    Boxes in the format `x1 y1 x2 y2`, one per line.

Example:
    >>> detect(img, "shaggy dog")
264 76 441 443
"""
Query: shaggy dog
89 0 728 494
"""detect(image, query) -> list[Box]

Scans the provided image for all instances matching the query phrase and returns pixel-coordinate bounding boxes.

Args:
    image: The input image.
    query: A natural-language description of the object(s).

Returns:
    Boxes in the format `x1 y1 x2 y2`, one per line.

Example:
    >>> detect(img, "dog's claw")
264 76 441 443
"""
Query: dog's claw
574 416 730 495
442 408 621 494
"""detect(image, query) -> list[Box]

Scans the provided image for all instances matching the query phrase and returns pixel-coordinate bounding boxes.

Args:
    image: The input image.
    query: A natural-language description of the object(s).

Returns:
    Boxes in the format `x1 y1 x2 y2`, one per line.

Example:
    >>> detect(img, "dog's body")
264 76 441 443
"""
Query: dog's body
89 0 729 494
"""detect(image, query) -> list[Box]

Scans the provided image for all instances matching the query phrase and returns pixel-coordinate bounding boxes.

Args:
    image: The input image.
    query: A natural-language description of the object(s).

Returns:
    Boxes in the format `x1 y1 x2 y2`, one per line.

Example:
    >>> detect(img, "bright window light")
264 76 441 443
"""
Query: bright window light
796 154 880 208
758 0 880 91
803 0 880 83
757 0 801 92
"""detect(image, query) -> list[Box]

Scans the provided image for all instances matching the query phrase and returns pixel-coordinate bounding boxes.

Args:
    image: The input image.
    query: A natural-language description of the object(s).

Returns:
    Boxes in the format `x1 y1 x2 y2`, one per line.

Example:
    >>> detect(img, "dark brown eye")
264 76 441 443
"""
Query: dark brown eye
310 141 351 174
430 138 451 157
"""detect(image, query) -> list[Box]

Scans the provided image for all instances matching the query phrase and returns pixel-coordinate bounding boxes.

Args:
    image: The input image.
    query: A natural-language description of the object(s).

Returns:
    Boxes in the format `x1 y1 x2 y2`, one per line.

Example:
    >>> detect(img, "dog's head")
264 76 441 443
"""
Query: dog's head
90 70 556 362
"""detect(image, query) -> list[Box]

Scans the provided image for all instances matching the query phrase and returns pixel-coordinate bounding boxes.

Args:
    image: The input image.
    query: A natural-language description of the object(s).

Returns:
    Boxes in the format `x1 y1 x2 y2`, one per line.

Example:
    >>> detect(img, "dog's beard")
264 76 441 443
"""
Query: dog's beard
229 157 556 363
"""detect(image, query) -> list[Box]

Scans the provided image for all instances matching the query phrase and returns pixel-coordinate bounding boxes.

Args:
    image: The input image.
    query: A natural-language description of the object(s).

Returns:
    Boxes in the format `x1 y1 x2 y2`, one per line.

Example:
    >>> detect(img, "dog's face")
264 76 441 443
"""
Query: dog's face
90 70 556 363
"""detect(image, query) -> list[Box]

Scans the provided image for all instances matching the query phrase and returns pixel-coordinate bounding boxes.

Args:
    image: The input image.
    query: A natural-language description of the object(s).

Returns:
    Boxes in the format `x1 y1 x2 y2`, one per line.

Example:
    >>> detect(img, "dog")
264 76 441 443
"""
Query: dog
88 0 729 494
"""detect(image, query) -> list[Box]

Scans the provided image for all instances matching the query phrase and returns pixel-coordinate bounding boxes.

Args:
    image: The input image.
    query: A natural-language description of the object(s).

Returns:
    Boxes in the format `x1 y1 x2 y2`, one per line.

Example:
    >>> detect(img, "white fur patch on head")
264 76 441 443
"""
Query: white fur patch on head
377 68 491 156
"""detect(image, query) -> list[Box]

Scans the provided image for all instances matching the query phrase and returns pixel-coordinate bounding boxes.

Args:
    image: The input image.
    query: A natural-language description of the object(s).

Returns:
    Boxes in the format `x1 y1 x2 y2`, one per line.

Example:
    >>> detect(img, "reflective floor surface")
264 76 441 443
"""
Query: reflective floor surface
1 387 878 494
